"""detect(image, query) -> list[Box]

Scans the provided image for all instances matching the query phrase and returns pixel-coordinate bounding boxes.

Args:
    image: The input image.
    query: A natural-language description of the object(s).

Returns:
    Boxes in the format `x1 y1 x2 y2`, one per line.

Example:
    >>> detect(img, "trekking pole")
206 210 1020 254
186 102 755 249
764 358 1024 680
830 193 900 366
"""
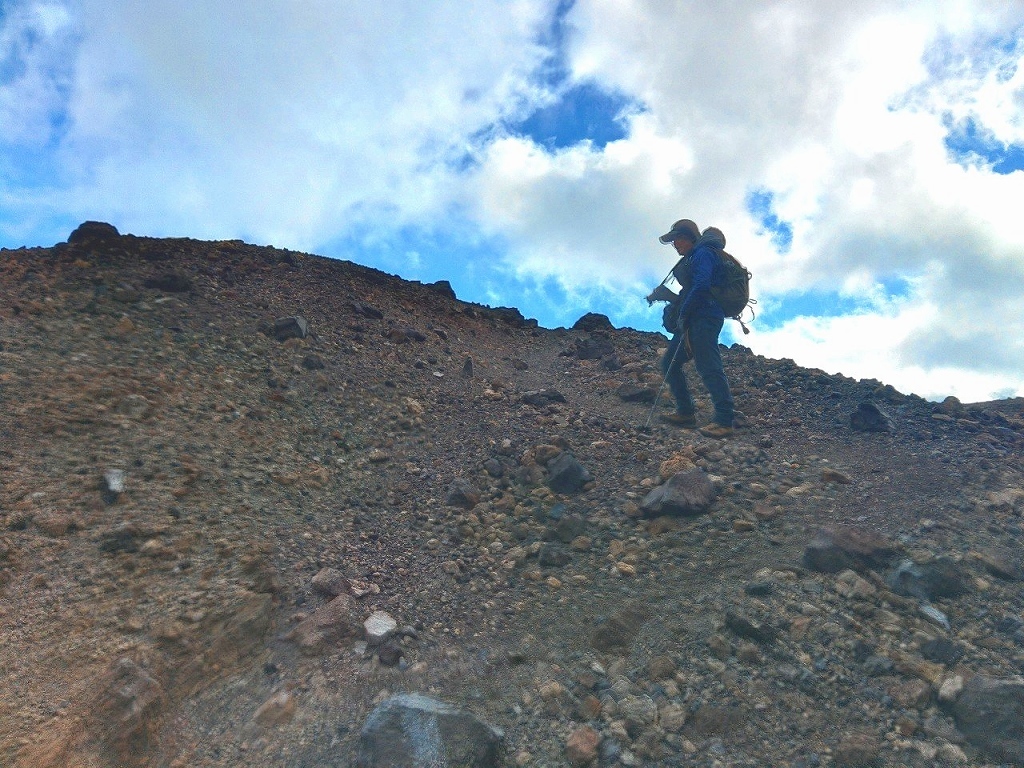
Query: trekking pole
641 334 686 431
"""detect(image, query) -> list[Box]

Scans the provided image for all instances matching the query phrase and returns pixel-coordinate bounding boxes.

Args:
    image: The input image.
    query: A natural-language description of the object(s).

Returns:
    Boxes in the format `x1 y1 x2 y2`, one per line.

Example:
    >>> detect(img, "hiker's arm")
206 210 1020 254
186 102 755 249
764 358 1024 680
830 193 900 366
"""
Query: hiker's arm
678 248 714 320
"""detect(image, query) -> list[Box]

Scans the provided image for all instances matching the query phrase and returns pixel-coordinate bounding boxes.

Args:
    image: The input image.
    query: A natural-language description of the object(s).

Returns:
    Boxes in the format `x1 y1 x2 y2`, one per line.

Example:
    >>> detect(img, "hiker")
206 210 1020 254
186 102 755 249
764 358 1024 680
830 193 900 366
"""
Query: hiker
646 218 735 438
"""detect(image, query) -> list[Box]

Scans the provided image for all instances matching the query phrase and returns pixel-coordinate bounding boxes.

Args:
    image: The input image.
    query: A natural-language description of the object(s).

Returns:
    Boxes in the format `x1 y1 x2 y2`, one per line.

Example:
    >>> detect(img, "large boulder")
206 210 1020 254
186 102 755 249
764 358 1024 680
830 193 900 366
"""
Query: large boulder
886 557 970 600
356 693 504 768
640 468 715 516
446 478 481 509
572 313 614 332
850 401 894 432
273 316 309 341
546 452 592 494
68 220 120 245
950 675 1024 763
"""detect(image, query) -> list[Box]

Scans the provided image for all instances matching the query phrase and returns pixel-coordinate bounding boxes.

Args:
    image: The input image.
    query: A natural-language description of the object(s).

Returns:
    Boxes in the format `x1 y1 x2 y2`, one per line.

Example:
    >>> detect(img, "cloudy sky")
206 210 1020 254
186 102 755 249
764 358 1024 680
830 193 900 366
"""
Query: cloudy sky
3 1 1023 402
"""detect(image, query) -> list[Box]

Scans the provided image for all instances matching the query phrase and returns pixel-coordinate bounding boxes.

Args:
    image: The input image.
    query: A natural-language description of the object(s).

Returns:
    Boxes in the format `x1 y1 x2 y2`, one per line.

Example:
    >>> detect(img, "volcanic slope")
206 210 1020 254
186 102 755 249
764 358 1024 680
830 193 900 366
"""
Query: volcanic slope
1 226 1023 768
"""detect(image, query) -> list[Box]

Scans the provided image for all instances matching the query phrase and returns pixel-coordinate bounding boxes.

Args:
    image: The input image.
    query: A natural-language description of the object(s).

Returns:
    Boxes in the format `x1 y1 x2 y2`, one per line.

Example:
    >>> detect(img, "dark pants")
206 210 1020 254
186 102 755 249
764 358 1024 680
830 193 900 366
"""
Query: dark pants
661 316 734 426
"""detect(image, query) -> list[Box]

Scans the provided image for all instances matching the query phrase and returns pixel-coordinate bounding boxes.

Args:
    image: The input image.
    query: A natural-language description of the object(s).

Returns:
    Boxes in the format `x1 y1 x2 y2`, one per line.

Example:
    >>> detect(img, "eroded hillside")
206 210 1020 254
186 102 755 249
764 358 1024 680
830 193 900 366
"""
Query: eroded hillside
1 223 1023 767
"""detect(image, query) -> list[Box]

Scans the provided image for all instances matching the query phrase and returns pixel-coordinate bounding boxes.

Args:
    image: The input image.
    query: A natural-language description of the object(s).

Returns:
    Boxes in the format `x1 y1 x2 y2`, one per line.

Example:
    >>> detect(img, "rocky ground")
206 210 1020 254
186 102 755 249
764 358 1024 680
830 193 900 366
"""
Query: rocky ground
1 222 1023 768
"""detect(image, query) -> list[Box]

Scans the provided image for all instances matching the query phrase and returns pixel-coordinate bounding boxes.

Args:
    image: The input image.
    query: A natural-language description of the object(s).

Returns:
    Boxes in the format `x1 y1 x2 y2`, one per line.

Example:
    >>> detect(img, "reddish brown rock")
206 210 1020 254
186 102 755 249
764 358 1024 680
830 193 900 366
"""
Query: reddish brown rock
311 567 350 597
565 726 601 766
289 594 363 655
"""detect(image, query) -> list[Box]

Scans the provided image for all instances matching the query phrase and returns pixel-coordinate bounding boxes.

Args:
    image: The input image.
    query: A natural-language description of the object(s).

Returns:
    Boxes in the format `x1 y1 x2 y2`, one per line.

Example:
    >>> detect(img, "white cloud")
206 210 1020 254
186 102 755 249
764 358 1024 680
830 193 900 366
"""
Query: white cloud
12 0 554 245
0 2 75 145
463 1 1024 400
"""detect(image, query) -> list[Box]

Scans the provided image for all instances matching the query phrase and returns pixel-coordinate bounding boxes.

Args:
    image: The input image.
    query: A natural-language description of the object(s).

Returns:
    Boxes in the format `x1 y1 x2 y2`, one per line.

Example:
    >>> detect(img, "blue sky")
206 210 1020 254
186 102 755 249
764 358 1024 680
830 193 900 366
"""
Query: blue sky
2 1 1023 402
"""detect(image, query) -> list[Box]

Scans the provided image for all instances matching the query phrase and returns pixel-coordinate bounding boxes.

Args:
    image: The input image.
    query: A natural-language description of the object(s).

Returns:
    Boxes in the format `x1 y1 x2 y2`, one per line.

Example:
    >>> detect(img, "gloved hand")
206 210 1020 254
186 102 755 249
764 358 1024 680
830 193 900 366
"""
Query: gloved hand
645 284 677 305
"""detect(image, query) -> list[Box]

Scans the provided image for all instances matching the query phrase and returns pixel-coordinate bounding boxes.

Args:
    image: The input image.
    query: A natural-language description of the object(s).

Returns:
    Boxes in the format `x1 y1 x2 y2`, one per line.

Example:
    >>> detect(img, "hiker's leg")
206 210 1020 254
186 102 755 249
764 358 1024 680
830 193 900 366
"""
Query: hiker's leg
661 334 695 415
690 317 734 426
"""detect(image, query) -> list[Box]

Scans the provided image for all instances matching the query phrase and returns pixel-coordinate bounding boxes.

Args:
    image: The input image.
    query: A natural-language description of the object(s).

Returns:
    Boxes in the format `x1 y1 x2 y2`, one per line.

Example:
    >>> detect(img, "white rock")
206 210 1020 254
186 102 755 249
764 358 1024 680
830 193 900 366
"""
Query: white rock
938 674 964 702
104 469 126 493
364 611 398 645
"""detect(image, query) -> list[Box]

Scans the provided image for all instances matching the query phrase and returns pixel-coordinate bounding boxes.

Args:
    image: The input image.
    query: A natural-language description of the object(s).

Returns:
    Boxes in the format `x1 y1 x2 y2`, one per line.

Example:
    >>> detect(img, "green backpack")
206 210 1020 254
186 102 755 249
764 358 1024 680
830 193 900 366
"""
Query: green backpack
668 229 753 332
711 248 753 320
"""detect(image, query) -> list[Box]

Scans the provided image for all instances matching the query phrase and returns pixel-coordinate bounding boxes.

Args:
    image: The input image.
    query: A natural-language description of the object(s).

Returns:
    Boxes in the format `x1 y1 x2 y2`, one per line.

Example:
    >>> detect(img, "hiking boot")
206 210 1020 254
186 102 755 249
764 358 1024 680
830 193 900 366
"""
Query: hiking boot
661 412 697 428
699 422 733 438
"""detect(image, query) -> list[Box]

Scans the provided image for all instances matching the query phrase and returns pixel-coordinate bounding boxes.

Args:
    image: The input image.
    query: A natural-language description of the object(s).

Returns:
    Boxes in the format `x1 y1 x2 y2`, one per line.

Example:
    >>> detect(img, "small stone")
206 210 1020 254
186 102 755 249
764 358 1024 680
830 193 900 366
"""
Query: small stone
614 562 637 577
590 603 649 653
951 675 1024 762
647 655 676 681
33 512 78 537
117 394 152 419
357 693 503 767
640 468 715 517
311 567 349 597
660 702 687 732
253 690 296 727
538 544 571 567
889 679 931 709
578 694 602 720
302 354 325 370
570 535 592 551
658 452 696 481
822 467 852 484
565 726 600 766
834 733 881 767
736 642 762 664
377 641 403 667
618 695 657 738
538 681 564 701
976 547 1021 580
446 478 481 509
288 594 362 655
104 469 127 495
803 525 899 574
617 382 656 403
938 674 964 702
835 569 877 599
935 744 969 765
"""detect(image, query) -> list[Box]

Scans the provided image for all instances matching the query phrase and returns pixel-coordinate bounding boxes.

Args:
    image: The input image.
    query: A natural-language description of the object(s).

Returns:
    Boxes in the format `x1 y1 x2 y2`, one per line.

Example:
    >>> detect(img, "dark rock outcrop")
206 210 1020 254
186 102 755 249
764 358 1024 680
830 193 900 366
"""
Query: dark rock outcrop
804 525 900 574
572 313 614 332
546 452 592 494
357 693 504 768
273 316 309 341
640 468 715 516
68 221 120 245
850 401 894 432
951 675 1024 763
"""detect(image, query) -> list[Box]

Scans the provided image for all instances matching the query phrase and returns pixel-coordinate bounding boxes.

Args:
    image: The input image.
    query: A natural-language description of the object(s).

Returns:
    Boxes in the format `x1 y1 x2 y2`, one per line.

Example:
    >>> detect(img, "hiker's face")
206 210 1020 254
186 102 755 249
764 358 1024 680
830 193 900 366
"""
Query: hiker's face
672 238 695 256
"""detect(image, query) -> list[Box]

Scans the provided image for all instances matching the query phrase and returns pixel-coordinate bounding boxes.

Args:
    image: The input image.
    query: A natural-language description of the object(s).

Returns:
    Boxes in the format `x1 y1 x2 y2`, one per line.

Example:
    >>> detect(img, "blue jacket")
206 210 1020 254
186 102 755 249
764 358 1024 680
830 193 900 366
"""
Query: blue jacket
675 232 726 323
